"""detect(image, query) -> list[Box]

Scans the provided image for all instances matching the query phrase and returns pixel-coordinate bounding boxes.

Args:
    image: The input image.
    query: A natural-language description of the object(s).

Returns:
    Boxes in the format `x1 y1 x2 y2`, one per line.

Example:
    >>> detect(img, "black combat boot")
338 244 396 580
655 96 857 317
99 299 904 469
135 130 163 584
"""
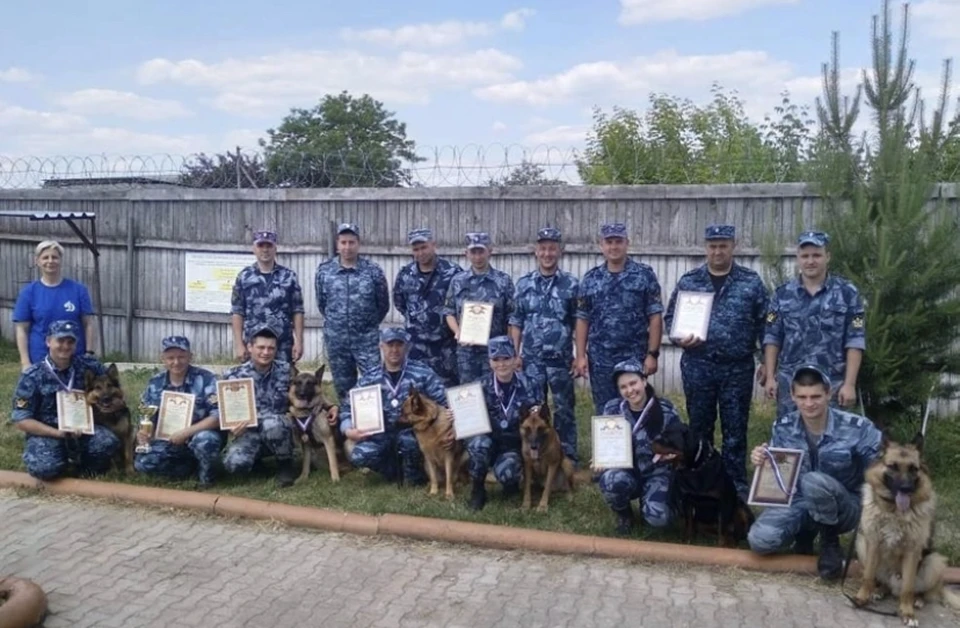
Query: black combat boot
614 506 636 536
501 483 519 498
817 524 843 581
275 459 296 488
469 477 487 511
793 528 817 555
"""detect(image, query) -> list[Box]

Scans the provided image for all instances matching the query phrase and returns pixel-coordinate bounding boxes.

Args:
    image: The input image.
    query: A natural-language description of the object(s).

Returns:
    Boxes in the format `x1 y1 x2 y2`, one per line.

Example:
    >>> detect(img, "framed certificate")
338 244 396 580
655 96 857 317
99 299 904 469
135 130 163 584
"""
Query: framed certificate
459 301 494 346
217 378 258 430
748 447 804 507
591 416 633 469
446 382 492 439
670 291 714 341
350 384 385 435
57 390 95 435
156 391 195 440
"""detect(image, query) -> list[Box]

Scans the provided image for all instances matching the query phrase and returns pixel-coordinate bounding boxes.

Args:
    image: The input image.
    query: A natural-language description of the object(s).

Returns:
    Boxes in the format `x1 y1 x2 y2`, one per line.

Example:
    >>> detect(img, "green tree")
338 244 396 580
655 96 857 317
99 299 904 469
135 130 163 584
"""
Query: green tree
487 160 567 186
179 150 268 188
260 91 424 187
576 84 813 184
812 0 960 424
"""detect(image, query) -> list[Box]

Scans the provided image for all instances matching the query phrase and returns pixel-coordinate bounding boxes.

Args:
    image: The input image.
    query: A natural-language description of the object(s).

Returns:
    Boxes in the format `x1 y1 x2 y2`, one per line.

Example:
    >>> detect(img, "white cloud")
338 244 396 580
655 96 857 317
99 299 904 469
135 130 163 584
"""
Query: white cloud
474 49 793 106
56 89 192 120
619 0 798 25
340 8 535 48
137 49 523 115
0 102 88 133
523 124 589 146
0 67 37 83
915 1 960 49
491 120 508 131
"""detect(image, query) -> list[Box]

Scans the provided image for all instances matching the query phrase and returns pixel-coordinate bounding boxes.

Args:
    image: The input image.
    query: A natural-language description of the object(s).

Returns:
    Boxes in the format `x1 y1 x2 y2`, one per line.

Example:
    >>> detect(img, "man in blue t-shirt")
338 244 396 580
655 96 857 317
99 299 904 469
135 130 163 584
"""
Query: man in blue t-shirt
14 273 95 368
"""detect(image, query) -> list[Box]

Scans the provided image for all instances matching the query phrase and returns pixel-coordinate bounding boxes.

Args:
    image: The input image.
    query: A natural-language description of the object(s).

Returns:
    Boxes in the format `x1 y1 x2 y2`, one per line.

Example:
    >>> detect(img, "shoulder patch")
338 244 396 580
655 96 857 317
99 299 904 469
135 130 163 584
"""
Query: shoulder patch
851 315 864 329
207 394 219 405
15 398 28 409
766 311 777 323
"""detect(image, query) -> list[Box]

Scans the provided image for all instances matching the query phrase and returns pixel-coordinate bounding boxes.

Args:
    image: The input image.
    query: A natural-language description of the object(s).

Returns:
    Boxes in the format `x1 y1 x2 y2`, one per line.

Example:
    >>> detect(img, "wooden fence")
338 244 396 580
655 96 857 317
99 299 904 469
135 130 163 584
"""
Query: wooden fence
0 183 957 413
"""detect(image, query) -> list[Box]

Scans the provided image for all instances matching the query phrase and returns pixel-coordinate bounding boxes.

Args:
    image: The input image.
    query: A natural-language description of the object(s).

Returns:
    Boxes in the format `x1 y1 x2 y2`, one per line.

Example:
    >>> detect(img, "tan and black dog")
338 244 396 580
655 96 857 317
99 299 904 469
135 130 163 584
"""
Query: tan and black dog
854 433 960 626
83 363 134 474
287 364 342 484
401 387 468 499
519 404 575 512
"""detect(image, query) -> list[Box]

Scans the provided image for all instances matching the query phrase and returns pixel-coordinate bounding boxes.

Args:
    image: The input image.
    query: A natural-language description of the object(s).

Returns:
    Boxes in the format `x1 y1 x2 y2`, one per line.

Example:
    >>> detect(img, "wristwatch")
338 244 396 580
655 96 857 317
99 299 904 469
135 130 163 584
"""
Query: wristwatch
647 350 660 359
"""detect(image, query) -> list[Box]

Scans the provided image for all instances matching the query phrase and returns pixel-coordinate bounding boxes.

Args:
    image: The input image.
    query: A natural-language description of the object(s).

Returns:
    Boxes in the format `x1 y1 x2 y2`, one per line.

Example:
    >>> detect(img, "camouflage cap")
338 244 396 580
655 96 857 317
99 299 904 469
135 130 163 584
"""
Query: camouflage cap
536 226 562 243
612 358 646 386
465 232 491 250
797 230 829 247
487 336 516 359
337 222 360 237
249 323 279 340
47 320 79 340
408 228 433 245
791 364 831 388
252 230 277 245
380 327 410 344
600 223 627 239
161 336 191 352
705 224 735 240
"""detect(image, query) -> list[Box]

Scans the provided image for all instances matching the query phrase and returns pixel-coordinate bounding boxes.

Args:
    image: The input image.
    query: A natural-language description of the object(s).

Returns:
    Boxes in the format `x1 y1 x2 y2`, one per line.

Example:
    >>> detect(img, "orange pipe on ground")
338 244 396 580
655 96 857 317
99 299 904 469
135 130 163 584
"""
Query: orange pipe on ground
1 470 957 584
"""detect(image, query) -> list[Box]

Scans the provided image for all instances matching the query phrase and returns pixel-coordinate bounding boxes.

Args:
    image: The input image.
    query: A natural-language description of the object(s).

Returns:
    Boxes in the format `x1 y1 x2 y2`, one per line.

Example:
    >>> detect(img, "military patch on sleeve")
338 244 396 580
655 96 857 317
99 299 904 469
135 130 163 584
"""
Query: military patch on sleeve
576 297 586 308
766 312 777 323
852 315 864 329
208 394 219 405
15 398 28 409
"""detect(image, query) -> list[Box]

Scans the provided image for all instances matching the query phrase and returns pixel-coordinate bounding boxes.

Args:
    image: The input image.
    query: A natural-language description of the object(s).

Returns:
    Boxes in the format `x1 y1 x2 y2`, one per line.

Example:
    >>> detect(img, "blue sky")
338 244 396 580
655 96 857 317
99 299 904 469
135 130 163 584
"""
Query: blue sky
1 0 958 184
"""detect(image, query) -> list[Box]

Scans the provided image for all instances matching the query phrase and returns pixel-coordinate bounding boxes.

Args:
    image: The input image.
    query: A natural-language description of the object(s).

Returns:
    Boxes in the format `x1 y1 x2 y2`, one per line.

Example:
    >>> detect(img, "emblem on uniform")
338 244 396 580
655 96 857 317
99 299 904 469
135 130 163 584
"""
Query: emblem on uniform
208 394 218 405
852 315 864 329
15 398 28 409
766 312 777 323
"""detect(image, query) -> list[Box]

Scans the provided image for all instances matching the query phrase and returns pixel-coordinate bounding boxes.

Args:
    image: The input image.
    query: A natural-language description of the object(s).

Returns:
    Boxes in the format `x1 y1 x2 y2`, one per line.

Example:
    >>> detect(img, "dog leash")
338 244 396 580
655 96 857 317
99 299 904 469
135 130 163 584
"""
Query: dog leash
838 525 898 617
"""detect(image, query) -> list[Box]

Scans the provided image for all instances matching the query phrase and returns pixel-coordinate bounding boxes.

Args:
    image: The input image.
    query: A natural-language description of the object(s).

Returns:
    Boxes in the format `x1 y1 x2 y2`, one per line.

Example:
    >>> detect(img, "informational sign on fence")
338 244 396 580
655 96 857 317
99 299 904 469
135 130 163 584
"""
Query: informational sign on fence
184 252 254 313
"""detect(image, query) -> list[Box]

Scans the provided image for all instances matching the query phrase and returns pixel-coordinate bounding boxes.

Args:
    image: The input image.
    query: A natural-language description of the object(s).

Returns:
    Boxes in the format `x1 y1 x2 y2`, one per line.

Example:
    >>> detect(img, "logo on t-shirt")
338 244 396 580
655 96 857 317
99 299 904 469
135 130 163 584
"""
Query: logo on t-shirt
64 301 76 312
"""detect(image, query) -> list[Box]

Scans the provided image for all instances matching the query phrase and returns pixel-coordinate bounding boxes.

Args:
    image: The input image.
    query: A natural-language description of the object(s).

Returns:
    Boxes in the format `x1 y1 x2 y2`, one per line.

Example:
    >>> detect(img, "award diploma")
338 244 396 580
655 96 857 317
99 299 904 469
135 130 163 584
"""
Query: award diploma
670 291 714 341
217 378 258 430
156 391 195 440
350 385 385 435
458 301 494 346
748 447 804 508
591 416 633 469
57 390 95 435
446 382 491 439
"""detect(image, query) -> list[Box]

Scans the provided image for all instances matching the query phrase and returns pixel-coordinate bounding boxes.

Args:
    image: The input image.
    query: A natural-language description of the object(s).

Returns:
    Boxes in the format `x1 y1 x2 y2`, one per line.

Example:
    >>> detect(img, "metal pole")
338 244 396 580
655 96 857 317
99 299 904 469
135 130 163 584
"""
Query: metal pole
236 146 242 189
91 217 106 357
125 210 136 359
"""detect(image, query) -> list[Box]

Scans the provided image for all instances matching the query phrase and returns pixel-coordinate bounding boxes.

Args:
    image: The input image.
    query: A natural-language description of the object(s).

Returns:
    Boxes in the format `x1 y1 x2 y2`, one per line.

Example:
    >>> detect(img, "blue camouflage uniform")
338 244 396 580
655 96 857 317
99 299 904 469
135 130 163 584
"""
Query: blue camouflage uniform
393 228 463 387
763 231 866 417
748 371 882 554
443 232 515 384
664 225 768 496
10 320 120 480
134 336 225 485
315 223 391 402
465 337 542 488
230 230 305 364
339 328 447 484
597 360 680 529
508 227 580 462
576 223 664 414
221 352 294 475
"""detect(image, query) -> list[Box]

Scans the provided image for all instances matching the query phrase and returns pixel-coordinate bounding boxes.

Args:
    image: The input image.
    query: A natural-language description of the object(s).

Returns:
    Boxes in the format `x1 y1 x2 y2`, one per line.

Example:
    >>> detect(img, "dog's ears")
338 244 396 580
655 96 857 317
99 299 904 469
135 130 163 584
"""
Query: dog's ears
539 403 552 424
106 363 120 383
84 369 96 390
911 432 924 453
314 364 325 382
880 430 892 451
291 364 299 377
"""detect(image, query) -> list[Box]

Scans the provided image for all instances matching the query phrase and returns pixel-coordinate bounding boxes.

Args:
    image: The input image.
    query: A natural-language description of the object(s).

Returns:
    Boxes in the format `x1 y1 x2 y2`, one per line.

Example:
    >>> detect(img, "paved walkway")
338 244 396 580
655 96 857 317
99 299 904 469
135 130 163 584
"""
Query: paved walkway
1 492 957 628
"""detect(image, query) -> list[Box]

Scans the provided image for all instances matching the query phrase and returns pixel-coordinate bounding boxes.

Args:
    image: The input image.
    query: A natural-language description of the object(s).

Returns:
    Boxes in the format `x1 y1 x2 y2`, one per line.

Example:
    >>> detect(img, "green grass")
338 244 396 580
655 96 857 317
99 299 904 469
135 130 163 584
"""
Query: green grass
1 338 958 563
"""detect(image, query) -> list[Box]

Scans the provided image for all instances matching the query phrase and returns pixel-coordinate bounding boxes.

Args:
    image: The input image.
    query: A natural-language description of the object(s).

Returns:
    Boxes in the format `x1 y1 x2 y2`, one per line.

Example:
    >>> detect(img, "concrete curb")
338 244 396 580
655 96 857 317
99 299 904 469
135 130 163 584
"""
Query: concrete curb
0 576 47 628
2 470 958 584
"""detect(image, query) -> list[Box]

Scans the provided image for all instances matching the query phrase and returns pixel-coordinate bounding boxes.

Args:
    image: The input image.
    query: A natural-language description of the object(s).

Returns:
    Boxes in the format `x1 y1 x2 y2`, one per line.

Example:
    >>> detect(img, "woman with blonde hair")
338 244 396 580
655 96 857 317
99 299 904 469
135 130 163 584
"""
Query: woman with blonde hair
13 240 96 369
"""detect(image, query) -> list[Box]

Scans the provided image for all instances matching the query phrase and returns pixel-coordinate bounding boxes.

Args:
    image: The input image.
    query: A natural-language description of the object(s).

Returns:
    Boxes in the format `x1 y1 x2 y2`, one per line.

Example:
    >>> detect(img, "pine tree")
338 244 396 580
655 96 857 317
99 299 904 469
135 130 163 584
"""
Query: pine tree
814 0 960 424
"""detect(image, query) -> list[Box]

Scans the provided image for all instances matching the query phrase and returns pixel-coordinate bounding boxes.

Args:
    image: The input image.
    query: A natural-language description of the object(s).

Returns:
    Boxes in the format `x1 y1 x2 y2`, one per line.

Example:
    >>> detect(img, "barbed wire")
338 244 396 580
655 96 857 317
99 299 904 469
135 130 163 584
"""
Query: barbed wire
0 143 831 190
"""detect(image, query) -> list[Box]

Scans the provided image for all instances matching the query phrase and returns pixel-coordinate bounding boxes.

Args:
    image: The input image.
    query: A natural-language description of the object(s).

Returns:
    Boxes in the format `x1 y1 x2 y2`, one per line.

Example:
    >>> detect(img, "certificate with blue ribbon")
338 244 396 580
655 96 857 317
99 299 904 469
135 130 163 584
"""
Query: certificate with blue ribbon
748 447 804 507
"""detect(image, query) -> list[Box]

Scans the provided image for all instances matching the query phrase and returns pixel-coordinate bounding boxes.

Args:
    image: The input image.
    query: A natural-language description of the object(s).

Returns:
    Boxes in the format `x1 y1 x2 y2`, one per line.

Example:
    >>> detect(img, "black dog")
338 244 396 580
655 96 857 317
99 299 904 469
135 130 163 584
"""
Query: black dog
651 421 754 547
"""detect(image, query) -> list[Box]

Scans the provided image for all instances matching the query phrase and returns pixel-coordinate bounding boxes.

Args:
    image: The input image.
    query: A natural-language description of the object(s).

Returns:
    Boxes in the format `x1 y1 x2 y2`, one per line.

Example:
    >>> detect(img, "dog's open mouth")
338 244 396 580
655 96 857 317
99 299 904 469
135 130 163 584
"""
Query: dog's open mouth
529 446 539 460
652 453 677 464
895 491 912 512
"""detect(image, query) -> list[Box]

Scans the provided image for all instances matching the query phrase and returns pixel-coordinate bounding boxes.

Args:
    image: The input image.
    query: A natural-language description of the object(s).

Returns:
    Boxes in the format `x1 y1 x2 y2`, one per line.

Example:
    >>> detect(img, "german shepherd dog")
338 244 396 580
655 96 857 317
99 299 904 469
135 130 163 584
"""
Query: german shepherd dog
854 433 960 626
650 421 754 547
519 404 575 512
401 387 468 499
287 365 342 484
83 363 134 474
